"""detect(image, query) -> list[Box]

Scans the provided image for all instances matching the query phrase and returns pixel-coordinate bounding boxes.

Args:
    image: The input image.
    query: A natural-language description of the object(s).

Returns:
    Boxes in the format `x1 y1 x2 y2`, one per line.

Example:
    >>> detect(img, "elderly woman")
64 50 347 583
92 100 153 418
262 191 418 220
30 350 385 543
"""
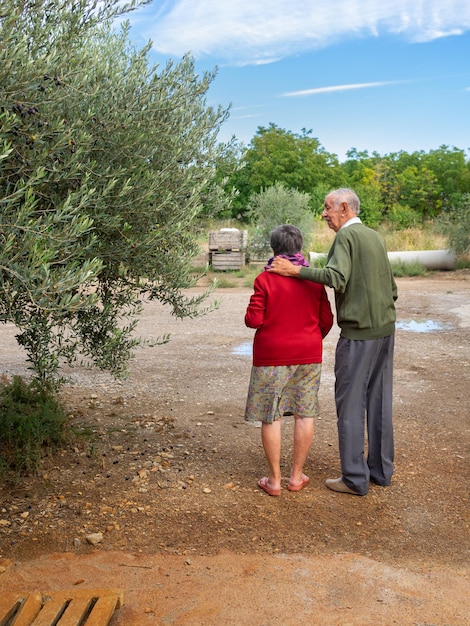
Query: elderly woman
244 224 333 495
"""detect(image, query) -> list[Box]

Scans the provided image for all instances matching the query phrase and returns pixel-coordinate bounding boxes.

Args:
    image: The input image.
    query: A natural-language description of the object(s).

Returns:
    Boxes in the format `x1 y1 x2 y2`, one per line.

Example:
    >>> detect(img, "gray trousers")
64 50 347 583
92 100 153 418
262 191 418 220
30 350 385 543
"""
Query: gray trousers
334 334 395 495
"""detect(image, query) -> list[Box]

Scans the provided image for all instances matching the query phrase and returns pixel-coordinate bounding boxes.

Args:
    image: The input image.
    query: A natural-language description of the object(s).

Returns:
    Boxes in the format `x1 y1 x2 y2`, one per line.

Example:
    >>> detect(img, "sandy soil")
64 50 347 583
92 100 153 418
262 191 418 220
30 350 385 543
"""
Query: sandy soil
0 271 469 625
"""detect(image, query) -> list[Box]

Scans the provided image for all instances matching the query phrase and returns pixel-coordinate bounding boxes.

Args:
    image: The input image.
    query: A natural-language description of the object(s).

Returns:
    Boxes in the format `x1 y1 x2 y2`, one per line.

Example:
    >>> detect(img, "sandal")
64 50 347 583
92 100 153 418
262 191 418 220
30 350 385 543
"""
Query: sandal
287 474 310 492
258 477 281 496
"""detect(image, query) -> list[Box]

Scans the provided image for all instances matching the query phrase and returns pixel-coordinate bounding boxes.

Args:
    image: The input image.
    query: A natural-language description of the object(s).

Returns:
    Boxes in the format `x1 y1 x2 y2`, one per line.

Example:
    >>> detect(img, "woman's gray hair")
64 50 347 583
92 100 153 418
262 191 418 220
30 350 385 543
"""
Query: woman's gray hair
328 188 361 215
270 224 303 256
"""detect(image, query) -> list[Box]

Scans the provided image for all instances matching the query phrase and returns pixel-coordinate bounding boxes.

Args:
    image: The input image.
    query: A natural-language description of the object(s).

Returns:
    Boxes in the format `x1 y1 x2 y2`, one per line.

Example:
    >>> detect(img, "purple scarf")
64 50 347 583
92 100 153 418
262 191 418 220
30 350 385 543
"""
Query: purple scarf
264 253 309 271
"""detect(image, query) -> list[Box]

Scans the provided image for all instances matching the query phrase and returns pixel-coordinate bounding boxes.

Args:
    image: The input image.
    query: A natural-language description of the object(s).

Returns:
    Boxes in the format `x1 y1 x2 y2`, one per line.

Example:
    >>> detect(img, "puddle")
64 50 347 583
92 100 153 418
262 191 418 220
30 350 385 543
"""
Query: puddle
396 320 451 333
232 342 252 356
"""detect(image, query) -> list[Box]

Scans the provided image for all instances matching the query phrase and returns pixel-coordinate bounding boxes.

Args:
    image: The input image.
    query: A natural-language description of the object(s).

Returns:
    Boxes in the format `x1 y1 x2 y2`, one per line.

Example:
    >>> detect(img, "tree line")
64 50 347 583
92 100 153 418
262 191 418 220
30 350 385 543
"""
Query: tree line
218 124 470 230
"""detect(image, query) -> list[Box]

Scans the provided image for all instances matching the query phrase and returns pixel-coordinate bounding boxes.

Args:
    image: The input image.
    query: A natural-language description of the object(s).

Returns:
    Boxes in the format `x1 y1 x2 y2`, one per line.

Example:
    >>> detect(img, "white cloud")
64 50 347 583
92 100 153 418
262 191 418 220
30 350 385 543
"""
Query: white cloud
282 81 400 97
132 0 470 65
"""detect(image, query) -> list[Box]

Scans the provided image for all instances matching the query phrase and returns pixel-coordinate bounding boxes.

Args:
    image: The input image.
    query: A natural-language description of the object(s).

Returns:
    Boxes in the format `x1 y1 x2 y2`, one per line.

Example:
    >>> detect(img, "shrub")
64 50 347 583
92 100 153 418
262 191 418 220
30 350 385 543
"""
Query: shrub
437 195 470 257
0 376 69 477
387 203 421 229
246 183 314 260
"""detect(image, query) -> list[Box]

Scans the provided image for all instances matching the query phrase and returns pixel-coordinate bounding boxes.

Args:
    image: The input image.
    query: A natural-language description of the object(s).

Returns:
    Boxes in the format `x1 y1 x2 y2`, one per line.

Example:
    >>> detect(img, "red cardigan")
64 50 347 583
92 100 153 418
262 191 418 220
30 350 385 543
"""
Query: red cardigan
245 271 334 367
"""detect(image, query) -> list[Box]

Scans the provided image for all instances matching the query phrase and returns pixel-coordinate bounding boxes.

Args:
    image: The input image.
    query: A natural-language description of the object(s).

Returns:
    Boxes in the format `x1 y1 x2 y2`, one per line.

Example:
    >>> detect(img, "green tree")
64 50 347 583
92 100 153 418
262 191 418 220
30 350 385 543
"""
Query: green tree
202 138 245 220
227 124 341 218
421 146 470 207
341 150 384 226
0 0 231 388
396 164 440 217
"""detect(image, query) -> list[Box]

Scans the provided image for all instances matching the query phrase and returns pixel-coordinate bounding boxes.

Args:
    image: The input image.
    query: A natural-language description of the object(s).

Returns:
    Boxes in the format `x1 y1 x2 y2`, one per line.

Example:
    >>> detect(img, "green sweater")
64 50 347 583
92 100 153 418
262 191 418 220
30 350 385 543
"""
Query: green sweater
299 223 397 340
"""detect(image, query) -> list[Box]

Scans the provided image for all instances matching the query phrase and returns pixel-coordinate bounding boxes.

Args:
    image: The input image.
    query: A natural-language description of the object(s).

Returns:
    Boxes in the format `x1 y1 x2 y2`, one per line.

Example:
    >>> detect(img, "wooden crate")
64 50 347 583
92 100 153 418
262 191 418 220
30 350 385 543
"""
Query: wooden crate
211 251 245 271
208 230 247 251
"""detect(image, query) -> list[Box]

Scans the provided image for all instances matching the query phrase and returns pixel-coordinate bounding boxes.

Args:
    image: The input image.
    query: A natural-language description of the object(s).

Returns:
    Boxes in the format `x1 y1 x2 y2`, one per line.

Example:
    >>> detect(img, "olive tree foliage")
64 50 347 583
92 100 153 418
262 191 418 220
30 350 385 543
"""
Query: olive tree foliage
246 182 314 260
0 0 232 388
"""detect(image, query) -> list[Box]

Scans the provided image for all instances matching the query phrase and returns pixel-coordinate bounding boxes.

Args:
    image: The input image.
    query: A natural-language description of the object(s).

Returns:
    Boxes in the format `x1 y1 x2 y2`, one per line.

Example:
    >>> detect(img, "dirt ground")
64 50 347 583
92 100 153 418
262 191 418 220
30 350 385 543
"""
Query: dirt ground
0 271 469 625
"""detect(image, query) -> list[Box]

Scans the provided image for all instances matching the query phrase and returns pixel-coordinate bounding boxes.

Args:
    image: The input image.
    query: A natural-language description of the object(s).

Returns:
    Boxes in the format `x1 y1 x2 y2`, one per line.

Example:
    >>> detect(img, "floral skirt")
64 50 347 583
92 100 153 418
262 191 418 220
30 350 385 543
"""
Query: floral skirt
244 363 322 424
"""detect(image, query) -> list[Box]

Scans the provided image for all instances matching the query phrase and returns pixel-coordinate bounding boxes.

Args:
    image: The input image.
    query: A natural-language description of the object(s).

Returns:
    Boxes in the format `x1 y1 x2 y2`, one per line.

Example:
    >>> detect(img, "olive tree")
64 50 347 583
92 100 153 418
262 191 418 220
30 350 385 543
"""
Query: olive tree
0 0 231 388
246 182 314 260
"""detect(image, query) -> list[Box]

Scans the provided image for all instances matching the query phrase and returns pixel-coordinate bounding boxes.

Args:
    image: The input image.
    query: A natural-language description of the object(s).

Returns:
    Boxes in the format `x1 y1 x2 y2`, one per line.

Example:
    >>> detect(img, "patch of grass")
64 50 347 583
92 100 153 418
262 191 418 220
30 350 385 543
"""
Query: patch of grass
390 261 428 277
309 220 335 253
235 264 263 287
205 264 263 288
0 376 69 478
309 254 328 268
212 275 239 288
378 223 447 251
307 220 447 253
456 257 470 269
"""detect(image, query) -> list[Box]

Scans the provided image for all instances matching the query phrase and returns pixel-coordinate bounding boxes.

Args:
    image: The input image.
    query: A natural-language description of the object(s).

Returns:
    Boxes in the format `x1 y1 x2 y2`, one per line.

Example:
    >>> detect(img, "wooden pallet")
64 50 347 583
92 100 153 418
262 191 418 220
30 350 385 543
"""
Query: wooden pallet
210 251 246 271
0 589 123 626
208 229 247 251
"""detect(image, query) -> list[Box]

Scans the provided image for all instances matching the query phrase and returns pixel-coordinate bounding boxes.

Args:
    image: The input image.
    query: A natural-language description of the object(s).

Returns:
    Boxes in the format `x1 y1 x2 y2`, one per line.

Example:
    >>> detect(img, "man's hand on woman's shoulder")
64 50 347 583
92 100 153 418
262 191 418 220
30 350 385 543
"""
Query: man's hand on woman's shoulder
268 257 301 277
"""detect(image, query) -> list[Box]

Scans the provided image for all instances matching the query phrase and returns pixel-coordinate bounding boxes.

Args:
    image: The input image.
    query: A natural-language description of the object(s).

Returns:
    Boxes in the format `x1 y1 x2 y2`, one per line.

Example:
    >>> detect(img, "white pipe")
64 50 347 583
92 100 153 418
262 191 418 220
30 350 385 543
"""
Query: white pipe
386 250 456 270
308 252 327 264
309 249 456 270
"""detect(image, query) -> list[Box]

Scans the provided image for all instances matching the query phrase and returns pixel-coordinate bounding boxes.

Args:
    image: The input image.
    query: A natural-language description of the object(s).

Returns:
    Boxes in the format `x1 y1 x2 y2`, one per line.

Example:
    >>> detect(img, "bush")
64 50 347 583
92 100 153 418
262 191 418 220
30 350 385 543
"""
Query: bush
387 203 421 229
0 376 69 477
246 182 314 260
437 195 470 257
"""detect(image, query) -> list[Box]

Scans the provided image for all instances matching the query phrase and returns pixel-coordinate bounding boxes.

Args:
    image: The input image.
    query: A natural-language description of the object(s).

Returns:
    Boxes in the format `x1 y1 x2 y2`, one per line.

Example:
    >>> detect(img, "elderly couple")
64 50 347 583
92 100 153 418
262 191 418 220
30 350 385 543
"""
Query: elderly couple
244 188 397 497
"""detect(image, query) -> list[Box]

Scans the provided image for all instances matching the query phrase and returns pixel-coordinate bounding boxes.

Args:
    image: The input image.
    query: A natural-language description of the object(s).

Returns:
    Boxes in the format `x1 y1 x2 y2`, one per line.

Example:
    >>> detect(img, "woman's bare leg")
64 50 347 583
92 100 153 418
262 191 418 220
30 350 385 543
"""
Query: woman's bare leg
289 415 314 486
261 420 282 490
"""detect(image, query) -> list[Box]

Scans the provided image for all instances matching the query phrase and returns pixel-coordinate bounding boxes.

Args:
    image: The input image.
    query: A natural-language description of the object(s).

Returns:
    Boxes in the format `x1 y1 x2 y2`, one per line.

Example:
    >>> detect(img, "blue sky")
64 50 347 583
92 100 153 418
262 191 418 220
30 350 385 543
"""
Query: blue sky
123 0 470 161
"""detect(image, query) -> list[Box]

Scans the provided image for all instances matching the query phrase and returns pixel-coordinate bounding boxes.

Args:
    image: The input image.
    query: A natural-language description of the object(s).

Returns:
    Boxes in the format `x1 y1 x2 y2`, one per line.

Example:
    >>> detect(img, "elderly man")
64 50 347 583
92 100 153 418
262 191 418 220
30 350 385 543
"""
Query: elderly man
269 188 397 496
